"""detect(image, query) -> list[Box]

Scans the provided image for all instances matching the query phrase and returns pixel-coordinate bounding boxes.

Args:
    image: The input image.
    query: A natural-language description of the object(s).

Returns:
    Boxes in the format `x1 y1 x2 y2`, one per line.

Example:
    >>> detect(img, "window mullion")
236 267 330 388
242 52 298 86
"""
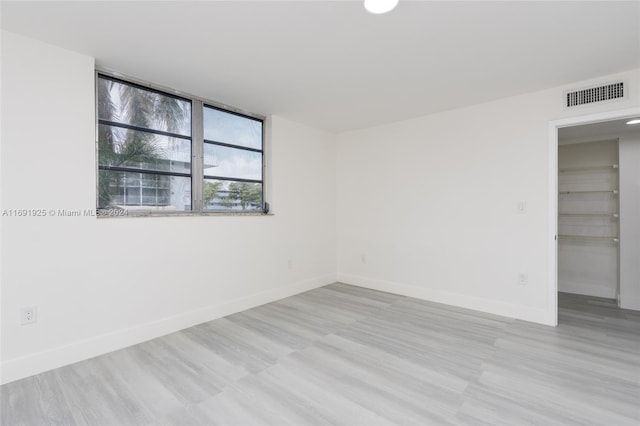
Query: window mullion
192 99 204 212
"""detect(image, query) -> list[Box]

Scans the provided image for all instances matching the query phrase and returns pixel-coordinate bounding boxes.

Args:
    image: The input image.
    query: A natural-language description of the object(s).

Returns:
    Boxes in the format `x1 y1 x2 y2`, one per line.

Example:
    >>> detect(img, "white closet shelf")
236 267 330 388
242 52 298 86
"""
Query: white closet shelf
559 189 618 195
559 212 619 218
559 164 618 173
558 235 619 243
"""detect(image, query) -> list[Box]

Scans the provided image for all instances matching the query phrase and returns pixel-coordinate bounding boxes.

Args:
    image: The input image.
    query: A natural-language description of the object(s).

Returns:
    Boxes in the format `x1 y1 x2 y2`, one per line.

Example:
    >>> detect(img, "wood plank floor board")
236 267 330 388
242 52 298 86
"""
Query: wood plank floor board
255 297 357 332
1 371 76 426
273 362 452 425
160 403 215 426
203 318 296 360
470 369 637 426
243 301 351 337
96 349 185 423
2 285 639 425
490 335 640 389
189 390 276 426
475 361 638 423
230 373 341 426
52 358 152 426
311 335 465 417
127 340 223 405
155 332 250 386
319 333 469 395
335 321 489 383
282 342 461 425
179 323 276 375
224 311 318 351
361 312 502 359
255 364 397 426
457 383 587 426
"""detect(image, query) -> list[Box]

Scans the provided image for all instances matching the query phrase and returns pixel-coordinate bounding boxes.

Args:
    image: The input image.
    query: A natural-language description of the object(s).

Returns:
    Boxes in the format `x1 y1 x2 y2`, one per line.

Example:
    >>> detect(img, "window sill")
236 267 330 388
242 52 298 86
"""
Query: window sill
96 211 274 219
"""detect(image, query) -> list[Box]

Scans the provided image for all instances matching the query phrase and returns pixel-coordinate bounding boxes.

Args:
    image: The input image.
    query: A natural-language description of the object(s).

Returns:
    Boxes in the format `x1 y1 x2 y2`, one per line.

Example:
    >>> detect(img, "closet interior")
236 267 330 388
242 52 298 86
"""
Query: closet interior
558 119 640 311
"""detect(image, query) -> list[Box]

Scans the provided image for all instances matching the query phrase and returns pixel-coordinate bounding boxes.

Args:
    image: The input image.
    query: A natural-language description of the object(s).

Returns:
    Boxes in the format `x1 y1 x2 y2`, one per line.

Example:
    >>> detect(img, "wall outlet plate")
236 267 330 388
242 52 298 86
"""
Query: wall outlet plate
518 273 528 286
21 306 37 325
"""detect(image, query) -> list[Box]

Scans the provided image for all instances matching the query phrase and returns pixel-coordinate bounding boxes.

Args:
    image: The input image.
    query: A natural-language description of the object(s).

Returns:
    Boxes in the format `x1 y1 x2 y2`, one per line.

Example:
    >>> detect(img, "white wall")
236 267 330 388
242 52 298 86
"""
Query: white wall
336 68 640 325
557 140 619 299
619 135 640 310
0 31 336 384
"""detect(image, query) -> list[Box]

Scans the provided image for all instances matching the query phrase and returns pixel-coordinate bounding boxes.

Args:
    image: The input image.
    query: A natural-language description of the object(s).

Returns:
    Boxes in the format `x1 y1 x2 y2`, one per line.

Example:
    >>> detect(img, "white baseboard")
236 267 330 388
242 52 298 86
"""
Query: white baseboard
337 273 551 325
558 280 617 299
1 274 335 385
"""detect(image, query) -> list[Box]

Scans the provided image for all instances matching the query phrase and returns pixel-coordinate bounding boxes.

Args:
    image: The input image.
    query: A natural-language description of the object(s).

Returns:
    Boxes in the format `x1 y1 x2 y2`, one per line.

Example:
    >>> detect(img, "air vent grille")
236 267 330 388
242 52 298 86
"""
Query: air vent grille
566 82 624 107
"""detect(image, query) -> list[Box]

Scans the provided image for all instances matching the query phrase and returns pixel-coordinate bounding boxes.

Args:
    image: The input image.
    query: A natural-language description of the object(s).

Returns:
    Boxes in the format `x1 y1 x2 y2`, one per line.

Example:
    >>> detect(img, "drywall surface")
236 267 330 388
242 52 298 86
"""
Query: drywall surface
336 68 640 325
557 140 619 299
619 136 640 310
0 31 337 384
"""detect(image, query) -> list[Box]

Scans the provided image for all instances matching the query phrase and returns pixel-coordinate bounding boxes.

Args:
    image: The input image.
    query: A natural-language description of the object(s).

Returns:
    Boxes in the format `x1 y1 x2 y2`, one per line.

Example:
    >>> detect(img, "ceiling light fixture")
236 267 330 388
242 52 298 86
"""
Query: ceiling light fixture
364 0 399 14
626 119 640 125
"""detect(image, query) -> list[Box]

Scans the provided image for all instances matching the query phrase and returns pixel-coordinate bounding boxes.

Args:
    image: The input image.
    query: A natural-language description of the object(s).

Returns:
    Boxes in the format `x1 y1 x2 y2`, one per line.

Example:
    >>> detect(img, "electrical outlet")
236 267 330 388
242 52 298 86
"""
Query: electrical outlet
21 306 37 325
516 201 527 214
361 254 367 264
287 259 293 270
518 273 528 286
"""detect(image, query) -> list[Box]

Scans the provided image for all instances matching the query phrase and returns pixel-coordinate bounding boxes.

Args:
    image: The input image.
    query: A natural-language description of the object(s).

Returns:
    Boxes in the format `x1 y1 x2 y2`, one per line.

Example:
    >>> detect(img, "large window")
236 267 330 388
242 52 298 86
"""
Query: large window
96 73 265 215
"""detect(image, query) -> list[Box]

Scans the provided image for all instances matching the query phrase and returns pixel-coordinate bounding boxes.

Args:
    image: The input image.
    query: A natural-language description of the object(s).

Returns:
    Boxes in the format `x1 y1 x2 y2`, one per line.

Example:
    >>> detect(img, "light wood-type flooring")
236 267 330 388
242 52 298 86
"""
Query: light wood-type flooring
2 284 639 425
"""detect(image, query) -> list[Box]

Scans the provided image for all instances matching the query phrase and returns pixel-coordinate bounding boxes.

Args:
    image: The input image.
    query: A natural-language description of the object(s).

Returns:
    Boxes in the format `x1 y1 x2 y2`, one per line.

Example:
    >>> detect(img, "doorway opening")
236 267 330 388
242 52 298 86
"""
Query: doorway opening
548 108 640 325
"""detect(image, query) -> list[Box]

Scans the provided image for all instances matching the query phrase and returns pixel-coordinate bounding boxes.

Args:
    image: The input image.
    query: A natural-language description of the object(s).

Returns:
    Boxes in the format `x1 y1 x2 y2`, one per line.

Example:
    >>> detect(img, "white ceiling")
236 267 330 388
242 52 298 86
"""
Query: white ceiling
2 1 639 133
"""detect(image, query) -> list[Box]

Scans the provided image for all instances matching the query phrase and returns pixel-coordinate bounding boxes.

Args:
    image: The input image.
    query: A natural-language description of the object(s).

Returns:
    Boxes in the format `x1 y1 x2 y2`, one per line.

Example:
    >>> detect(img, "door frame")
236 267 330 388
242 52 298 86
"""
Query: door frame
547 106 640 326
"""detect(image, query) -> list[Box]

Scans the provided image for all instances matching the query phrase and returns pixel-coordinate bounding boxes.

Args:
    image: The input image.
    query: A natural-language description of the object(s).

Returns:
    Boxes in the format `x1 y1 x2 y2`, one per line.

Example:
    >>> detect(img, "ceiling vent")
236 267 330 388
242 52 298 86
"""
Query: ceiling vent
566 82 624 108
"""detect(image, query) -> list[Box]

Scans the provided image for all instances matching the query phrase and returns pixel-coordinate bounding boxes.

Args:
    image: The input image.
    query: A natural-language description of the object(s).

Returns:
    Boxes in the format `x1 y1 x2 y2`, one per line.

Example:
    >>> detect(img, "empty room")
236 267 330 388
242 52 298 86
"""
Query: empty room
1 1 639 425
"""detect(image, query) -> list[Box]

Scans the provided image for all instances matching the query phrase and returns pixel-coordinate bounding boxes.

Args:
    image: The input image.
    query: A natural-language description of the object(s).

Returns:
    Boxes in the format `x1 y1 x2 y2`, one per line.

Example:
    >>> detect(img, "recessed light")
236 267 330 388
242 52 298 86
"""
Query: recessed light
364 0 399 14
626 119 640 125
